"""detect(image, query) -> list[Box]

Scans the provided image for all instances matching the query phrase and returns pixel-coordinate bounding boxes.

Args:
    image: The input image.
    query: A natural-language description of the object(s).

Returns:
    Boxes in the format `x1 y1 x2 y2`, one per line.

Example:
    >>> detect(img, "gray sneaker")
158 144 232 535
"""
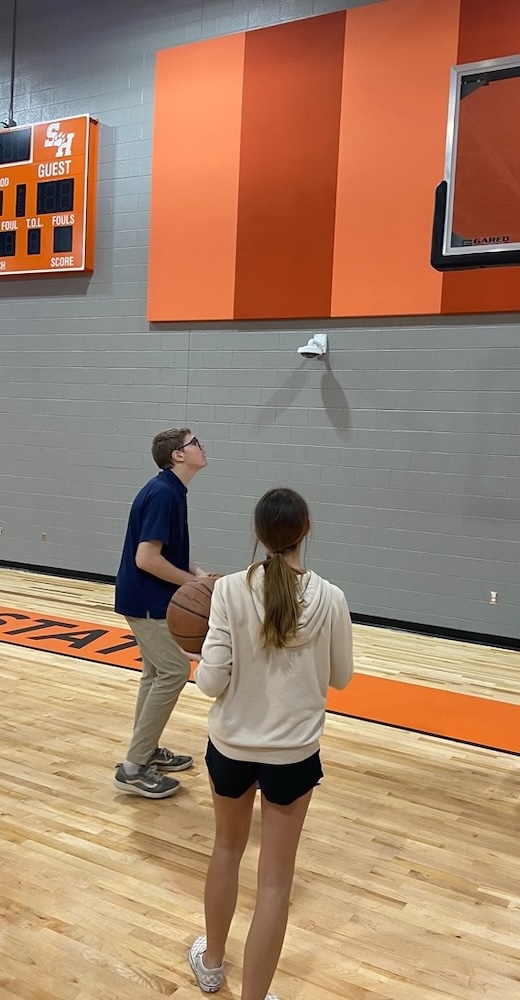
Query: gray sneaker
113 763 180 798
188 936 224 993
148 746 193 771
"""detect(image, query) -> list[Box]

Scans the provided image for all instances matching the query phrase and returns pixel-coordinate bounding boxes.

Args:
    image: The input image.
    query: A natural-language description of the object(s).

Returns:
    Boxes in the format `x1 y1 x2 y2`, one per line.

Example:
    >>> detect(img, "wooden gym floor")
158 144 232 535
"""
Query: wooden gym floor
0 567 519 1000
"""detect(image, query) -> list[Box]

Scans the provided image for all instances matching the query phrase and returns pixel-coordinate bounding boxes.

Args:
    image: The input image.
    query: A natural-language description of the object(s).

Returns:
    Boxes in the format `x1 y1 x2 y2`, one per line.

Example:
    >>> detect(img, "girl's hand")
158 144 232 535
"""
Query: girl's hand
182 650 201 662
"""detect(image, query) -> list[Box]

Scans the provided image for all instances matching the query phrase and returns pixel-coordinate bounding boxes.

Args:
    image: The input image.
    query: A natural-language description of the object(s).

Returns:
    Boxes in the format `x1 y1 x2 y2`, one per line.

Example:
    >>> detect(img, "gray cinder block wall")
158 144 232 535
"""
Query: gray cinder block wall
0 0 519 640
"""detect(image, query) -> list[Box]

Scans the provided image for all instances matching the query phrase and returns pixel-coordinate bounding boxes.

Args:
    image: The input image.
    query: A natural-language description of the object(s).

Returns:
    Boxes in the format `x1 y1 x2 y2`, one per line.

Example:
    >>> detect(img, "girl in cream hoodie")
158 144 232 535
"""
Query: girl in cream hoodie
189 488 353 1000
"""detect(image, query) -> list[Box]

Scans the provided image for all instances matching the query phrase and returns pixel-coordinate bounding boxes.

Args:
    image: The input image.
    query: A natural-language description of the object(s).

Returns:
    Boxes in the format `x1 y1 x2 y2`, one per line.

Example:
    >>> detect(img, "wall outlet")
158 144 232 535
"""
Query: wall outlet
489 591 498 604
41 532 47 542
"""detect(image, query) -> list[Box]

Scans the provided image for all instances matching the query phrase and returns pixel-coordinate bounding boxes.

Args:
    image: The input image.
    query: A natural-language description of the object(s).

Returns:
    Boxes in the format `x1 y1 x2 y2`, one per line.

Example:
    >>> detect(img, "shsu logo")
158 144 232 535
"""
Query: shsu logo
44 121 75 158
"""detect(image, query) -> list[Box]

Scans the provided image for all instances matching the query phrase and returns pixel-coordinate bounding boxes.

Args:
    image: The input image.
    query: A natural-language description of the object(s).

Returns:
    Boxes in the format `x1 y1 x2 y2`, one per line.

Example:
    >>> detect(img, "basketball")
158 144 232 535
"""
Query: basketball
167 576 219 654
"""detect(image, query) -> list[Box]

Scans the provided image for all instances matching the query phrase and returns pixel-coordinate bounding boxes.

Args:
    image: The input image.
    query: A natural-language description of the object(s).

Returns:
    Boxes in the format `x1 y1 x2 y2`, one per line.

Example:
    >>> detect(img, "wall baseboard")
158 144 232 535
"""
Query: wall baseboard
350 611 519 652
0 559 115 586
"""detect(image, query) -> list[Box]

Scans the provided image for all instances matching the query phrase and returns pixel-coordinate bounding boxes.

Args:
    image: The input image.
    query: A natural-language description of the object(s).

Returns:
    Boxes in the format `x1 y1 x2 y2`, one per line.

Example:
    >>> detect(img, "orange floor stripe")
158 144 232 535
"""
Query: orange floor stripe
327 677 520 755
1 606 519 754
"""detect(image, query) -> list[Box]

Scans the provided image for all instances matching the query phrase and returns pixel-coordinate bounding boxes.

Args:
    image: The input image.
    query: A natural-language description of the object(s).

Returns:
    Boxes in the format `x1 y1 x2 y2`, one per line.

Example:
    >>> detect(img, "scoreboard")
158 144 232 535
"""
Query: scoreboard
0 115 98 276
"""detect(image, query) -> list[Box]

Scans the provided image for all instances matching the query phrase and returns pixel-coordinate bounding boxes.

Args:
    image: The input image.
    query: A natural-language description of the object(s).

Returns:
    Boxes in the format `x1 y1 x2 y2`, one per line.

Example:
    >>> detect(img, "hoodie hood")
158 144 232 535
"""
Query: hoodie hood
248 566 332 648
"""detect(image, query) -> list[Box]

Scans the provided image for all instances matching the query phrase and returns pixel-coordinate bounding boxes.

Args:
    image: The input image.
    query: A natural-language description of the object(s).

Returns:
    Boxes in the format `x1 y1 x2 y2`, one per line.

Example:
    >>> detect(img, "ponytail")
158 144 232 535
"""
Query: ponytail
247 487 310 648
247 553 302 649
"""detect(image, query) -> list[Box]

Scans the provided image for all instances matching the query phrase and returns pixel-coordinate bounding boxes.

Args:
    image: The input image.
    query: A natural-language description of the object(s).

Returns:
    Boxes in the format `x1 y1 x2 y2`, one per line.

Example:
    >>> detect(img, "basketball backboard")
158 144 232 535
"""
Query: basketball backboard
432 54 520 271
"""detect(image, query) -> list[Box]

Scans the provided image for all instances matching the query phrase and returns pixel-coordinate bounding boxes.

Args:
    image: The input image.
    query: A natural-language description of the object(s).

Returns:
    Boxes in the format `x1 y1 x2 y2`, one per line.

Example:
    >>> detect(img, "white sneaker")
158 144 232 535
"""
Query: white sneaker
188 935 224 993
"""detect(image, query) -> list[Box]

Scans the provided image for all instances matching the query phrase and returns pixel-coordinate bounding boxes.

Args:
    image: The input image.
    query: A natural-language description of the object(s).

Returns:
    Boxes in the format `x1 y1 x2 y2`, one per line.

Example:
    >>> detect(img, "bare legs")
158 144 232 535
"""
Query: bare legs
202 780 313 1000
240 790 312 1000
203 781 257 968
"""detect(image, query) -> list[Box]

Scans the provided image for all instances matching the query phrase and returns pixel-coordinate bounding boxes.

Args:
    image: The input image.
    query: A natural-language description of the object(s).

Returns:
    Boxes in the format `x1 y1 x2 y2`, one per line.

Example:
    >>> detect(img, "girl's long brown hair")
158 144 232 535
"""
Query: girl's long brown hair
247 488 309 649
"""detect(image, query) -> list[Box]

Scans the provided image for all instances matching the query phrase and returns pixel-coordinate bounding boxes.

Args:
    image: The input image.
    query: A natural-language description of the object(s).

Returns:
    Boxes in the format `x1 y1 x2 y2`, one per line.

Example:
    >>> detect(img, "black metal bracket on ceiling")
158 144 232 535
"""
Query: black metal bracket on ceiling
2 0 18 128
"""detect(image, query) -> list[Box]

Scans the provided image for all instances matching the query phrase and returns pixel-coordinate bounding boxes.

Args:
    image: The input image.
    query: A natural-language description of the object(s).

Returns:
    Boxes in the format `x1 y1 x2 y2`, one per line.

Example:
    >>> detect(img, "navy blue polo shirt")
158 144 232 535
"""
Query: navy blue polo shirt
115 469 189 619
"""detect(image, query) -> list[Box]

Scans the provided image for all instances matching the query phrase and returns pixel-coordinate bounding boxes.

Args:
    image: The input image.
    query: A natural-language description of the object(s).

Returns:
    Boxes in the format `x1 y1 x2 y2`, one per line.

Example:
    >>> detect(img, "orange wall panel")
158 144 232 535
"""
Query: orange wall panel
331 0 461 317
233 13 345 320
147 34 245 322
147 0 520 322
457 0 520 62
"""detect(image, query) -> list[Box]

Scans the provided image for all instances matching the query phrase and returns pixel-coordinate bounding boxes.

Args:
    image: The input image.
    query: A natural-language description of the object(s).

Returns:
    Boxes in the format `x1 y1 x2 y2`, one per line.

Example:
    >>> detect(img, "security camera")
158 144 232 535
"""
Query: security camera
297 334 328 359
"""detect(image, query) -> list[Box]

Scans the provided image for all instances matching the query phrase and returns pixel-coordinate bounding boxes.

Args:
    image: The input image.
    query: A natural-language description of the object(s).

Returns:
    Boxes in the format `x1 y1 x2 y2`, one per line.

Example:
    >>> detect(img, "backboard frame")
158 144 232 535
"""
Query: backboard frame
431 53 520 271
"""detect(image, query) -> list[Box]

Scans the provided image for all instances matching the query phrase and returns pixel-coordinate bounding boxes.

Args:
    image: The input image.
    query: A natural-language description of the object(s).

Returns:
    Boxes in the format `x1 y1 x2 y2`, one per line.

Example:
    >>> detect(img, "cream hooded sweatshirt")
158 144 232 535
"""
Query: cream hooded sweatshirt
194 566 354 764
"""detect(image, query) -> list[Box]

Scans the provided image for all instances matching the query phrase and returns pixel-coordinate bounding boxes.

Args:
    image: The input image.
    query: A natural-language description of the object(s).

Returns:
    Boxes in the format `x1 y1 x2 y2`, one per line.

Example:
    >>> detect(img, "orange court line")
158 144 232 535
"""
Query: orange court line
1 606 518 755
327 675 520 755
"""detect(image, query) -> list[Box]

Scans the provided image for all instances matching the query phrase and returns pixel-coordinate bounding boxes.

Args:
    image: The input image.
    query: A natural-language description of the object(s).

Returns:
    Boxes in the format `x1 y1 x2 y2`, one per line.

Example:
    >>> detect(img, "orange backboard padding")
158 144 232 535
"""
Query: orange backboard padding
147 35 245 322
1 606 519 755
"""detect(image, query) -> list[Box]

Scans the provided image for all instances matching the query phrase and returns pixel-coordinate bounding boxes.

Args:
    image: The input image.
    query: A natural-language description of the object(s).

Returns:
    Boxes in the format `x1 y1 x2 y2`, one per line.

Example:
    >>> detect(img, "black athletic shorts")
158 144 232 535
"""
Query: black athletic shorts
205 738 323 806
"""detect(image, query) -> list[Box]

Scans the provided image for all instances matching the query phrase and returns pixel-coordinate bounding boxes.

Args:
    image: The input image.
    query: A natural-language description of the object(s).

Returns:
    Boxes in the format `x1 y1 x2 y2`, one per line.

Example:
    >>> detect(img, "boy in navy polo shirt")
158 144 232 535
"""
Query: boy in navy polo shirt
113 427 208 798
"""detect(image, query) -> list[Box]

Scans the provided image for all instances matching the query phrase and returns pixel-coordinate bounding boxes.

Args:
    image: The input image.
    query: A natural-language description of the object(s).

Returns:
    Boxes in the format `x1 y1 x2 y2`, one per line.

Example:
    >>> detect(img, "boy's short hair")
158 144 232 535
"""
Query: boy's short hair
151 427 190 469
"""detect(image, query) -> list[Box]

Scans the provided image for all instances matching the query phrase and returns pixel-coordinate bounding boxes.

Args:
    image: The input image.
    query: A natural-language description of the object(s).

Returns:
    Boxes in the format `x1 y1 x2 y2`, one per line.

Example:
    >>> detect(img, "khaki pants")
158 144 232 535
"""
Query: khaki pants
125 616 191 765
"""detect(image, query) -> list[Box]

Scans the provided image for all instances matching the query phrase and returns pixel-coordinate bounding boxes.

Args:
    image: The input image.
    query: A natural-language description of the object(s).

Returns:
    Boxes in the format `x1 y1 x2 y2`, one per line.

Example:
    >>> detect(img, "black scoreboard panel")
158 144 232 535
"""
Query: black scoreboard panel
0 126 32 166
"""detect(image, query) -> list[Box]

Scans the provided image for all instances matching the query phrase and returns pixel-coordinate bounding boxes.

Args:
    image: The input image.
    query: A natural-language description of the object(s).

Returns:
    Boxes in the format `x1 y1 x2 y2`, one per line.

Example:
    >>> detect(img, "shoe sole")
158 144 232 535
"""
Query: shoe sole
152 759 194 772
188 950 223 993
112 778 180 798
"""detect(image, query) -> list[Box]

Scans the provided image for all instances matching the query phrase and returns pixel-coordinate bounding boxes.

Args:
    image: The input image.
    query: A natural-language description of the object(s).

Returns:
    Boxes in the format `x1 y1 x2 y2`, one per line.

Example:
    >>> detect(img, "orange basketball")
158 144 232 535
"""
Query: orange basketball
167 576 219 654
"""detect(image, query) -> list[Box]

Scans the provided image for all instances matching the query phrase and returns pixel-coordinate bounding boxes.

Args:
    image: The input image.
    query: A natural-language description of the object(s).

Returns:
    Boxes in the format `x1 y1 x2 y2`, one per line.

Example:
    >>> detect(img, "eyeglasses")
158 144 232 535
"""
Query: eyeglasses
176 436 201 451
